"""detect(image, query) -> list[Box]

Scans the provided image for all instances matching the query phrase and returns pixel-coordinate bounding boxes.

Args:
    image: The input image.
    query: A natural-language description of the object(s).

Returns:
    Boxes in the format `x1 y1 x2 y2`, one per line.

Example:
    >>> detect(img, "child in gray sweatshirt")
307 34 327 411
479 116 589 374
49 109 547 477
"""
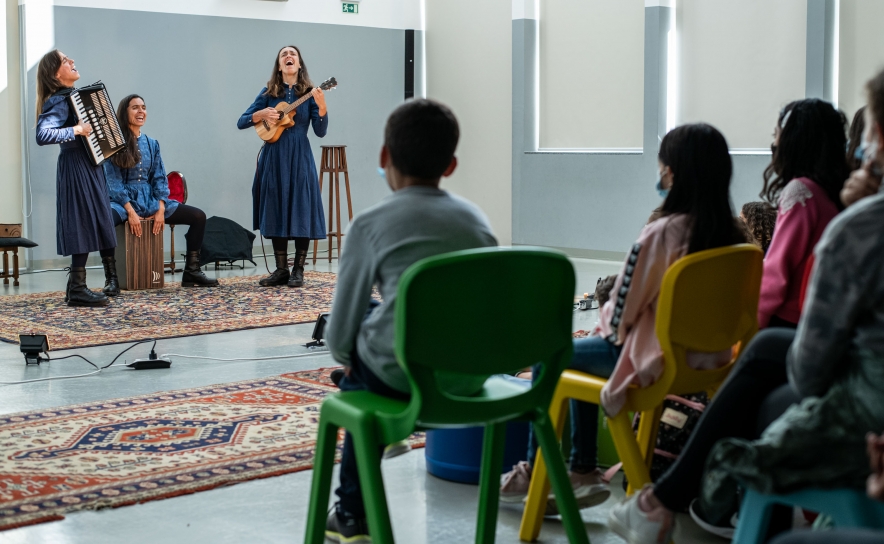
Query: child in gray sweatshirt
323 99 497 543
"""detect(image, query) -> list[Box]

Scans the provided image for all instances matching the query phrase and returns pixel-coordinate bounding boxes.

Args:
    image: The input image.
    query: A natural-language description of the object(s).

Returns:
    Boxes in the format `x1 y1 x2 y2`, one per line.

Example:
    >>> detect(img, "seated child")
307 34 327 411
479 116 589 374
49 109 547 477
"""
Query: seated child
500 123 746 515
609 70 884 544
740 201 777 254
323 99 497 543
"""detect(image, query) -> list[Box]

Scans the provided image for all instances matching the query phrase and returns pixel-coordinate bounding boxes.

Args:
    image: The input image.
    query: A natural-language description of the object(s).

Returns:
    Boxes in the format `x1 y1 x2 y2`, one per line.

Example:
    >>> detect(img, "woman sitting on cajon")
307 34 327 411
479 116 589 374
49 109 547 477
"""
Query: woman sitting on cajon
102 94 217 291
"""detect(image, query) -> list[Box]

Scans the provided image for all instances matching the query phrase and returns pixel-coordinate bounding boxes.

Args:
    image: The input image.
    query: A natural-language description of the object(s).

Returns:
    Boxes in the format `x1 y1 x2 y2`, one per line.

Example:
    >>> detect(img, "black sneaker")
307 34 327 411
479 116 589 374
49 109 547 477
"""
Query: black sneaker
325 509 370 543
330 368 346 388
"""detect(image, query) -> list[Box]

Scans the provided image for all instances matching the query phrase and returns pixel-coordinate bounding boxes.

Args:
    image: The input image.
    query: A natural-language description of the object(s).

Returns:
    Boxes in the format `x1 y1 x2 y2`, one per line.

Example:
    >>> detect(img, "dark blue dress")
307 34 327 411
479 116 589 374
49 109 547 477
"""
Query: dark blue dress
103 134 179 219
238 84 328 239
36 90 116 256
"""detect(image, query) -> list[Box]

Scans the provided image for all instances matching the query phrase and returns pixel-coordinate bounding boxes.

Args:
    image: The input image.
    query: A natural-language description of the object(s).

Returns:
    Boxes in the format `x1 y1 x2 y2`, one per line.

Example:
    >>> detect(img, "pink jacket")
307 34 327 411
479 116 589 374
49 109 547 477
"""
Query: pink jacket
757 178 840 328
594 214 730 416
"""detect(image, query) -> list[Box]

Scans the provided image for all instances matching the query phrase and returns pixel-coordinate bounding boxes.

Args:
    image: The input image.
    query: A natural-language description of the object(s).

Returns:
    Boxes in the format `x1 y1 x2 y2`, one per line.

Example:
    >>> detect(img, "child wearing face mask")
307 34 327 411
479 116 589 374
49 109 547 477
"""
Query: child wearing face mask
500 123 748 515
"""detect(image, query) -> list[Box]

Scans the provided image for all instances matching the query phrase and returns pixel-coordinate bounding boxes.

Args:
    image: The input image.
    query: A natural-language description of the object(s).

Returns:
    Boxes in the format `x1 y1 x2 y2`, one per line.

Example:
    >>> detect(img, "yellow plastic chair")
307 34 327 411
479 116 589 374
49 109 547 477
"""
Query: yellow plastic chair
520 244 763 542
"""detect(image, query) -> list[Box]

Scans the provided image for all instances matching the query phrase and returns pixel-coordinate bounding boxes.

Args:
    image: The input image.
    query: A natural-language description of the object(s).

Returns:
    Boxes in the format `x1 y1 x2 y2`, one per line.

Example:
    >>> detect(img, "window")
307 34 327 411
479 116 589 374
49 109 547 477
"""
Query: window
676 0 807 150
539 0 645 150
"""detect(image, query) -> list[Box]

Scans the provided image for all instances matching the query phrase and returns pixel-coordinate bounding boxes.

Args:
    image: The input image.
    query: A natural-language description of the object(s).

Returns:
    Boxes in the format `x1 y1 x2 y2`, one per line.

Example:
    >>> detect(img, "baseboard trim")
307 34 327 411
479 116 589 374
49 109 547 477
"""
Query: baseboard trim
25 239 337 271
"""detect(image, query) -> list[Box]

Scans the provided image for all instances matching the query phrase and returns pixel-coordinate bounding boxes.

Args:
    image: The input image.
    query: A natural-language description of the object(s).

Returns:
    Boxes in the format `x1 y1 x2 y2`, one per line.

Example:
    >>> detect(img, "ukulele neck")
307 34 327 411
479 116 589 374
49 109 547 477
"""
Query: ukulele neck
282 88 316 114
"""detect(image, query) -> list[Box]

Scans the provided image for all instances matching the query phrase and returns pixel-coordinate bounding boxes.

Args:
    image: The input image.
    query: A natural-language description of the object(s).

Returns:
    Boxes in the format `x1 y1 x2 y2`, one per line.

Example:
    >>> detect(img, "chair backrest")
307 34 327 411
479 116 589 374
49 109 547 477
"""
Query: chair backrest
167 171 188 204
394 247 576 427
799 253 815 311
632 244 763 410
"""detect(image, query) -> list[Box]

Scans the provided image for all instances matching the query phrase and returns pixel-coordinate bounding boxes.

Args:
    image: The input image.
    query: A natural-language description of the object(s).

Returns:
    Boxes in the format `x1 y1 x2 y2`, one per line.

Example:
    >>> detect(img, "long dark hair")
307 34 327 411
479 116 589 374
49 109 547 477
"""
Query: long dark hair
35 50 65 124
264 45 313 98
761 99 849 208
659 123 747 254
111 94 144 169
846 105 867 170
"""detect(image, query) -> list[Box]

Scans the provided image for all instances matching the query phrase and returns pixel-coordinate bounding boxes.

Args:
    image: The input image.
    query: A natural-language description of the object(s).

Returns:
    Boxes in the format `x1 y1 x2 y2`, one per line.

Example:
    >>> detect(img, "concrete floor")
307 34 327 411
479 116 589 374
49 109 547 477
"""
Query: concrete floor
0 258 726 543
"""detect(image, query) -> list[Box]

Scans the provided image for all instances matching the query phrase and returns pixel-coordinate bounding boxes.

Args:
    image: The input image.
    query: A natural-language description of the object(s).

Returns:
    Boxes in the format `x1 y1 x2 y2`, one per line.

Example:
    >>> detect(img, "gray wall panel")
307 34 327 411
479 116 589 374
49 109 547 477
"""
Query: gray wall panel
27 7 405 264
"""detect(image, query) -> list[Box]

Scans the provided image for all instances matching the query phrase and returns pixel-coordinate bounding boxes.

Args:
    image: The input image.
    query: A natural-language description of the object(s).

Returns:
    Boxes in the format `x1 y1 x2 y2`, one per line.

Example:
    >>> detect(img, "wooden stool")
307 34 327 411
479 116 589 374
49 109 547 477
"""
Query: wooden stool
313 145 353 264
114 219 165 290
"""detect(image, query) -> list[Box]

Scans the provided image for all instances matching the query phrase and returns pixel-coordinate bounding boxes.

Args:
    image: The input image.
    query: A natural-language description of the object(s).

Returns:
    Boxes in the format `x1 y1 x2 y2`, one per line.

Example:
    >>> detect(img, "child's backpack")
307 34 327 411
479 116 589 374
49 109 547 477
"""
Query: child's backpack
645 392 709 482
612 391 709 498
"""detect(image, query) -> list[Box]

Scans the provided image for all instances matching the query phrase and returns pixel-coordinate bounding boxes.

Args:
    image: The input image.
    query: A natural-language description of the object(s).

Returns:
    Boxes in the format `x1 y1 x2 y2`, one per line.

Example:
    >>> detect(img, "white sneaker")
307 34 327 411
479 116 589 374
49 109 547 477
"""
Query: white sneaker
543 468 611 516
688 499 736 539
382 440 411 460
500 461 533 503
608 486 674 544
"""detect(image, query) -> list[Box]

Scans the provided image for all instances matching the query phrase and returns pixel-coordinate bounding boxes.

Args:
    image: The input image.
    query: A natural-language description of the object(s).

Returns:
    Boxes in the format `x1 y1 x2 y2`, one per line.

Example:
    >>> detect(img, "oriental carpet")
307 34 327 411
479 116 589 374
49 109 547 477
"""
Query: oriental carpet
0 367 424 531
0 272 337 350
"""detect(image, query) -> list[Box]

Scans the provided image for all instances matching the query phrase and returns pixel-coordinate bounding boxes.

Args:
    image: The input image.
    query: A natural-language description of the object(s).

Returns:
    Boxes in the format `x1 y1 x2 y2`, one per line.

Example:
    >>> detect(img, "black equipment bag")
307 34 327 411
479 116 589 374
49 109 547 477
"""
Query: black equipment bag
187 216 257 267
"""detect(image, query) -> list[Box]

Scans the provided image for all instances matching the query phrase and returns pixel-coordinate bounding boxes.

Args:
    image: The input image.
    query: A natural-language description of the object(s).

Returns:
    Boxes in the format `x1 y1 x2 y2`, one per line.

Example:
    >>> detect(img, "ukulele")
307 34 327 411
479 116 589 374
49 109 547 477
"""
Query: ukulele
254 77 338 143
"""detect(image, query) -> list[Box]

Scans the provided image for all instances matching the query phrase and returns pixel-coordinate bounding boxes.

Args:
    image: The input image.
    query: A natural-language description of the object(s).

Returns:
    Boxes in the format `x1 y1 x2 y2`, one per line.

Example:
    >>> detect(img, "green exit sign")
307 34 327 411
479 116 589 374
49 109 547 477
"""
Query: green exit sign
342 3 359 13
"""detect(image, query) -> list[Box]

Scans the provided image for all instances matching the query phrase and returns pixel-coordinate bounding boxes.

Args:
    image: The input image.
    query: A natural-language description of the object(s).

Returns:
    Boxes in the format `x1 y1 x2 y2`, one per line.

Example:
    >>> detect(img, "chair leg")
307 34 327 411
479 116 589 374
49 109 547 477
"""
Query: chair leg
352 429 395 544
476 422 507 544
635 405 663 473
304 419 340 544
731 489 773 544
533 414 590 544
520 393 570 542
607 411 651 496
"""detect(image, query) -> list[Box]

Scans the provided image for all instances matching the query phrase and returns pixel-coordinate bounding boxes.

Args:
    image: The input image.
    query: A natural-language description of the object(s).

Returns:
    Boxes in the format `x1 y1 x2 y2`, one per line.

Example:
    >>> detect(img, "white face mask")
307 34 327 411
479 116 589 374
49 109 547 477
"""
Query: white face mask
377 167 386 181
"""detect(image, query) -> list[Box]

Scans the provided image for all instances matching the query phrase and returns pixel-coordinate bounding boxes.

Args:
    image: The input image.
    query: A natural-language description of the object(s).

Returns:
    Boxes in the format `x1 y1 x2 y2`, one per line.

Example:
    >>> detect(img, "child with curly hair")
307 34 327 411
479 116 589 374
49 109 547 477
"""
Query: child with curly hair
740 201 777 254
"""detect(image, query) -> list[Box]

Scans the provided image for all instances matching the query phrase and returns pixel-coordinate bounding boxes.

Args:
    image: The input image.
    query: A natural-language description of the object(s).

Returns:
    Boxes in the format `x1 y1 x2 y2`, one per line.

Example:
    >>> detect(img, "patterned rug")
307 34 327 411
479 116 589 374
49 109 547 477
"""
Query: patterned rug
0 272 337 350
0 367 424 531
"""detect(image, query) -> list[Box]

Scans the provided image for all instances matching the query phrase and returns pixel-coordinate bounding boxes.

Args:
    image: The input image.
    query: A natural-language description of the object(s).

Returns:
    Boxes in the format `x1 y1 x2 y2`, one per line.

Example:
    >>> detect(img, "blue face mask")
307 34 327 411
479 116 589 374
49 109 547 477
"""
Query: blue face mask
655 172 670 199
377 167 387 181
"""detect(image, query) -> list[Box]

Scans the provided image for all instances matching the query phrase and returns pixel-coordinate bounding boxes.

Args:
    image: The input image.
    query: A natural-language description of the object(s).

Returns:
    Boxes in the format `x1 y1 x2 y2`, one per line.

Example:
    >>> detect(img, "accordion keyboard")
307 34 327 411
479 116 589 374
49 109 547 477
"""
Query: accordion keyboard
69 84 126 166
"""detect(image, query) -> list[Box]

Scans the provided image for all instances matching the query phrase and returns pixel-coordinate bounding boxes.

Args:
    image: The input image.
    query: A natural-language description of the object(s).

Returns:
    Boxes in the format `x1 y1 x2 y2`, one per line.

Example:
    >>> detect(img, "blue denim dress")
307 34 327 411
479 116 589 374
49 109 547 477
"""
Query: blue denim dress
36 90 116 256
103 134 179 220
238 84 328 239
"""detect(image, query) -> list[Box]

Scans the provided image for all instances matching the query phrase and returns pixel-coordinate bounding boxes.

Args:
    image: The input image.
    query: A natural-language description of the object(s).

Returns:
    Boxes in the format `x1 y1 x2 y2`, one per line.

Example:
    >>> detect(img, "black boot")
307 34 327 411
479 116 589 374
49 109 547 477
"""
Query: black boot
102 256 120 297
287 249 308 288
67 267 109 307
259 250 290 287
181 251 219 287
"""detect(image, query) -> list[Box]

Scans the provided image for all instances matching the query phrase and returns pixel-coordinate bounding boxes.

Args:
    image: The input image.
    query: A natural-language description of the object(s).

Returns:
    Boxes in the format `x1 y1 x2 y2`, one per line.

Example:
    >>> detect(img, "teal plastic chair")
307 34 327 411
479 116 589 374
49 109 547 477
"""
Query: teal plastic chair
304 247 590 544
733 488 884 544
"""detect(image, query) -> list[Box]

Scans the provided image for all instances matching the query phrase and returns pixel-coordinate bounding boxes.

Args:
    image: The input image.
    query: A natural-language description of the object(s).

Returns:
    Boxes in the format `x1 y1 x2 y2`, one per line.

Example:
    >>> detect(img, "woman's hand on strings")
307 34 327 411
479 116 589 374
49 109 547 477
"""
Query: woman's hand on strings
314 88 327 116
256 108 281 126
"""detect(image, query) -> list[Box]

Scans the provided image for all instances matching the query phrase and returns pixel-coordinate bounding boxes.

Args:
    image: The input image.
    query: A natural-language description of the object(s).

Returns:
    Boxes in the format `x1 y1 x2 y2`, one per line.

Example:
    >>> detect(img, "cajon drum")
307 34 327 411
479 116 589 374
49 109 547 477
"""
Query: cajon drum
114 219 164 290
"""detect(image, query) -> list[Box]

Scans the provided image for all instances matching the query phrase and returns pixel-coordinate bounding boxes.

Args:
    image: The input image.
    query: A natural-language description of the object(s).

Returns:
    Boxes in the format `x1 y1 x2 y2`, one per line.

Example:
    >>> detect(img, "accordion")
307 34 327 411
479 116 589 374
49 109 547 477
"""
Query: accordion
68 82 126 166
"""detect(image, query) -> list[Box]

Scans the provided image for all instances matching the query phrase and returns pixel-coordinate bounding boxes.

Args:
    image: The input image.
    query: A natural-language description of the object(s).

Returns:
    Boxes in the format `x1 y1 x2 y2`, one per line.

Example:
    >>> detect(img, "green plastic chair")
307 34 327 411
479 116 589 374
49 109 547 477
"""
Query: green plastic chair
304 247 590 544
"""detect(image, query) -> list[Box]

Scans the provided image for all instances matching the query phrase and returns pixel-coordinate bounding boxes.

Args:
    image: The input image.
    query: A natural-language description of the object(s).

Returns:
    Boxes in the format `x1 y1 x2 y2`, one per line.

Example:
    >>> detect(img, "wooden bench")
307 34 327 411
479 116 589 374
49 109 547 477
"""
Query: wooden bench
0 224 37 287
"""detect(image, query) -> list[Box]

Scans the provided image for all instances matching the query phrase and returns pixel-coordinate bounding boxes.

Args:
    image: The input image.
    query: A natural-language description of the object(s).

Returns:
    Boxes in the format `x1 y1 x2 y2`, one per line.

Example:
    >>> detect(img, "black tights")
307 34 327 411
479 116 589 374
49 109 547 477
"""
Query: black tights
110 203 207 252
271 237 310 253
653 328 800 535
73 204 209 267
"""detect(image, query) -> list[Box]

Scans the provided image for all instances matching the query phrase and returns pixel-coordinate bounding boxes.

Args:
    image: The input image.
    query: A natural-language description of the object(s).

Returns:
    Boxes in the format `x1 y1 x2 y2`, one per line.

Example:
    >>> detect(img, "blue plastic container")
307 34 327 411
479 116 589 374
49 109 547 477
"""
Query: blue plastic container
425 422 531 485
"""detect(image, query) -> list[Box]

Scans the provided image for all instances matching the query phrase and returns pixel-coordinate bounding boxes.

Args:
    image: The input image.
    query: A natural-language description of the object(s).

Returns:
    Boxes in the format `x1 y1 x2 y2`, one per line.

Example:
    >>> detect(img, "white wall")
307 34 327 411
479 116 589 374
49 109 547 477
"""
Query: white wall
677 0 807 149
425 0 512 244
839 0 884 120
539 0 644 150
0 0 22 225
